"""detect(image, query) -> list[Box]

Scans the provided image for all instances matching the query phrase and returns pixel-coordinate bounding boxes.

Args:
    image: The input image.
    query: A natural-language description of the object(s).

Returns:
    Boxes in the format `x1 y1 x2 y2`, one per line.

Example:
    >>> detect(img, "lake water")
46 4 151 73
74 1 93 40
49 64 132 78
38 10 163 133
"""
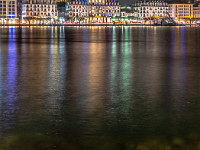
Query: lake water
0 26 200 150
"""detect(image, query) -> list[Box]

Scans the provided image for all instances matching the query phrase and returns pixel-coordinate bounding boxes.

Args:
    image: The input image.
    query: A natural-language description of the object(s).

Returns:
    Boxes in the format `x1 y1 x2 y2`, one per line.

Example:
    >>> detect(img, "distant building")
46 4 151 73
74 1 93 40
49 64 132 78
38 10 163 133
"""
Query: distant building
66 0 121 23
57 2 67 23
121 6 134 17
168 2 193 21
56 0 68 2
132 1 168 19
22 0 58 24
193 3 200 20
88 0 121 23
120 6 136 22
0 0 18 24
17 0 23 21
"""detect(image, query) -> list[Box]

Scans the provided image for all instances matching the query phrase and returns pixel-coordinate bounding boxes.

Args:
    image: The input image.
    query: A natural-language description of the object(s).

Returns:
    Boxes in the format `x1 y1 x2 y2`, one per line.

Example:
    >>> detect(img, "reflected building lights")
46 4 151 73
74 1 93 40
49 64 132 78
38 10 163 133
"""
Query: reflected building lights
7 27 17 101
124 26 129 53
110 26 117 102
121 27 131 105
169 27 187 116
180 27 186 97
170 28 175 58
0 26 200 146
83 26 89 54
87 42 105 113
137 27 143 55
181 27 186 59
151 27 159 55
45 26 62 116
59 27 65 54
1 27 18 131
112 26 116 57
111 27 132 115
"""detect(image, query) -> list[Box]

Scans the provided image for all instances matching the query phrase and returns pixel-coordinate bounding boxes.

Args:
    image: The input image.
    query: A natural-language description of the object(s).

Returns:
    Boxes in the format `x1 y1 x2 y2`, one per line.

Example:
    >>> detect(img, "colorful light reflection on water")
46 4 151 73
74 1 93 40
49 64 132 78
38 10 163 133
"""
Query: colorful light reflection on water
0 26 200 149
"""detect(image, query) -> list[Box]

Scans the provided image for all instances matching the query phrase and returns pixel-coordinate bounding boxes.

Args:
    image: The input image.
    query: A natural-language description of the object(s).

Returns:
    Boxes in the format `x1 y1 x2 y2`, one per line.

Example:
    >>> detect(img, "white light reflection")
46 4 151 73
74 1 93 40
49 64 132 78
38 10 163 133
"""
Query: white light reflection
45 26 62 119
109 26 117 103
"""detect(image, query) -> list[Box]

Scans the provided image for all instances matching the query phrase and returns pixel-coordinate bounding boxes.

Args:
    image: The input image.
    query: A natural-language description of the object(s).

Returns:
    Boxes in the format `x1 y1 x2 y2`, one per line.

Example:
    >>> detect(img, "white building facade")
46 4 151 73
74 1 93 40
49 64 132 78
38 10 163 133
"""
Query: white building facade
168 3 193 21
132 1 168 19
22 0 58 24
0 0 17 24
120 6 136 23
193 3 200 20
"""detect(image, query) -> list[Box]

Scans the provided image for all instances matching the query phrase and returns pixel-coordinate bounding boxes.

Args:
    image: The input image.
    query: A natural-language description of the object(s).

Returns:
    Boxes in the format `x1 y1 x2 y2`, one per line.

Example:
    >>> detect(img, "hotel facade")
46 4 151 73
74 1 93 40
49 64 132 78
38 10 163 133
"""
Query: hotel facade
168 3 193 22
22 0 58 24
193 3 200 21
66 0 121 23
132 1 168 19
0 0 17 24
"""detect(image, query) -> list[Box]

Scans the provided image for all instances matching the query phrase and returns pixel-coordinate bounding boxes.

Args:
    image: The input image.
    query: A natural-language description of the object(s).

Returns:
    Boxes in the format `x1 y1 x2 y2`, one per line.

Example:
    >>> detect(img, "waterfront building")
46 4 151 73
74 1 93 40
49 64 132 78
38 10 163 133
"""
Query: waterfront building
132 1 168 20
22 0 58 24
168 2 193 22
87 0 120 23
17 0 23 22
120 6 136 23
56 0 68 2
66 0 121 23
57 2 67 23
193 3 200 22
0 0 18 24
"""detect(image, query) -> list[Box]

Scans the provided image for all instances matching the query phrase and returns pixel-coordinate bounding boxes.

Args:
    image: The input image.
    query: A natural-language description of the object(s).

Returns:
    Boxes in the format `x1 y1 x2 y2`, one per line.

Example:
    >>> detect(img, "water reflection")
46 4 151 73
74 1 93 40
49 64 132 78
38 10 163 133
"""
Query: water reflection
0 27 18 132
0 26 200 149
